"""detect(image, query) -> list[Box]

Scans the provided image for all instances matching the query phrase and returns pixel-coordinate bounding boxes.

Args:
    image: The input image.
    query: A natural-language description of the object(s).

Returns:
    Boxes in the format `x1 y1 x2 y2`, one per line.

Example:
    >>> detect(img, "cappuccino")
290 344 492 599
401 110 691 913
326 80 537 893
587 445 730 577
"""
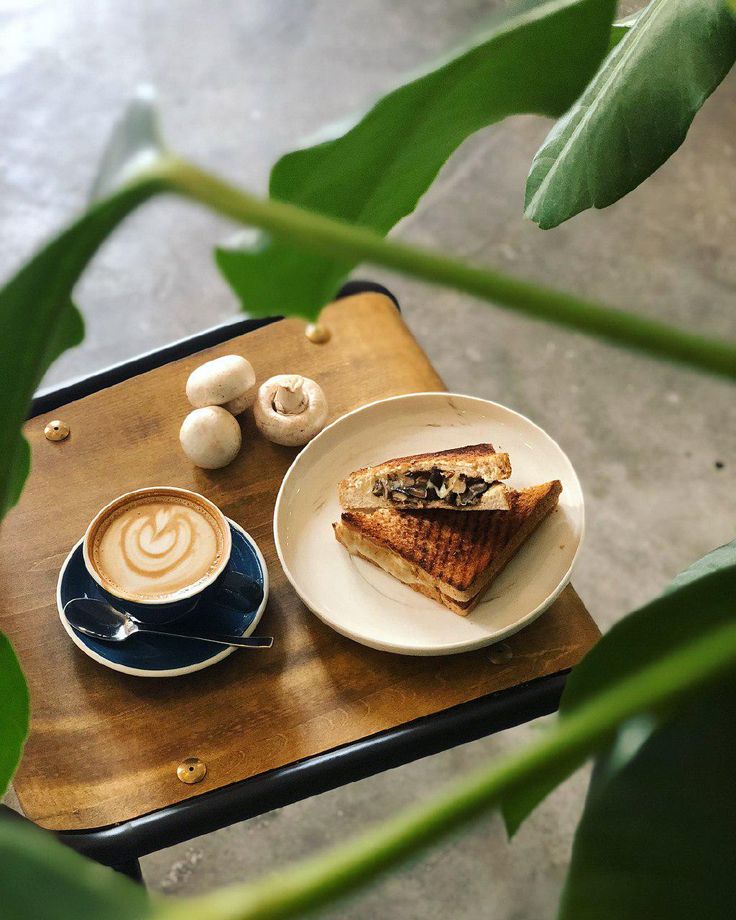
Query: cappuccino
86 489 230 602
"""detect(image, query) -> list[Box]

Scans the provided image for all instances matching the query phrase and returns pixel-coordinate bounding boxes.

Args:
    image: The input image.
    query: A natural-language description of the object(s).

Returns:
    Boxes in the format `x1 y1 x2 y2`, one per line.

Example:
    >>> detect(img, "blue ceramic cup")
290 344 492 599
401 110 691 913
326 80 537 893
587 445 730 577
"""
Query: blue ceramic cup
82 486 234 626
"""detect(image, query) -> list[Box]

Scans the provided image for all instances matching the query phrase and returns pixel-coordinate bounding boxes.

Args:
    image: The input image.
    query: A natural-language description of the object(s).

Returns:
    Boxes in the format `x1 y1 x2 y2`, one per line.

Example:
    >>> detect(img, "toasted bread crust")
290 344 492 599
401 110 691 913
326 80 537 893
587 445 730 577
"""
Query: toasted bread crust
349 443 504 475
339 443 512 511
407 580 476 616
336 481 562 608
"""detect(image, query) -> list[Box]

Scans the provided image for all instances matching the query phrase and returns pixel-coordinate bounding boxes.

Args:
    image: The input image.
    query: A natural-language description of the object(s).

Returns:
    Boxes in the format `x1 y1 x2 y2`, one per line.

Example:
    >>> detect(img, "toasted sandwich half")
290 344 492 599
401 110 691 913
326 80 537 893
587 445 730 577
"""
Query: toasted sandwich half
338 444 511 512
334 480 562 615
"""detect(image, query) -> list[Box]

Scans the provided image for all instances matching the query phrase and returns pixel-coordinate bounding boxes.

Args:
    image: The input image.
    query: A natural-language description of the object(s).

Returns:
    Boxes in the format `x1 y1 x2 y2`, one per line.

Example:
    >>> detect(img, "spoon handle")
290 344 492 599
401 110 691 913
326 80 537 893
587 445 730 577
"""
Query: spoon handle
137 627 273 648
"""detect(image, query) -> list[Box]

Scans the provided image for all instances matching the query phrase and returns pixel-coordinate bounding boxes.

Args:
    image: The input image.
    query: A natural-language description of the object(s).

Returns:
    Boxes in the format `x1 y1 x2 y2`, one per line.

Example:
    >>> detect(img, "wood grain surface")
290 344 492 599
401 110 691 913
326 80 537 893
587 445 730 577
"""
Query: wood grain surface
0 293 600 831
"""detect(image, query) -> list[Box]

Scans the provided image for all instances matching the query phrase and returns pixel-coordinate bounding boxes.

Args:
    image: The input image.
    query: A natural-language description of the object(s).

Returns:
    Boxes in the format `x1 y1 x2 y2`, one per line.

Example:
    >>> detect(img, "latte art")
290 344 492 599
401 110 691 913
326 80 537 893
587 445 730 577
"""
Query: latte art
120 507 200 578
90 493 227 600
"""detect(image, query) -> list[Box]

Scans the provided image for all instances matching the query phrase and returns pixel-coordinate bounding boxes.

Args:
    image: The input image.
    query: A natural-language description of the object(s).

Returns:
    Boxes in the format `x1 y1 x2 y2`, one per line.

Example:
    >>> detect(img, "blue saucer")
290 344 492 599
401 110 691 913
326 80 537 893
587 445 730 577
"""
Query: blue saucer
57 519 268 677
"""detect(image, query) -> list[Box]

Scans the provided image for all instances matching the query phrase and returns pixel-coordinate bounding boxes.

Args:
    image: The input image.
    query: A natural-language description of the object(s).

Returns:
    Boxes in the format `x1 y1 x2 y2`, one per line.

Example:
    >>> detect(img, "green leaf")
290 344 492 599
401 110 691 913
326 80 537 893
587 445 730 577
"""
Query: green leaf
180 159 736 379
157 595 736 920
0 93 171 520
607 11 639 50
558 681 736 919
665 538 736 593
555 539 736 713
3 83 733 529
0 820 152 920
525 0 736 228
0 298 83 518
0 633 29 797
502 538 736 835
90 86 168 203
216 0 616 319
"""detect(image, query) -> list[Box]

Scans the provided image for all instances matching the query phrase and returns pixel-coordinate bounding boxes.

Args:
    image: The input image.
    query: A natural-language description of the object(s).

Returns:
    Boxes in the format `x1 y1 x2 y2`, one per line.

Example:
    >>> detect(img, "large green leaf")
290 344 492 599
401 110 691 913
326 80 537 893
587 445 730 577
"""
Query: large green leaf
90 86 168 203
0 299 83 518
502 538 736 835
0 820 152 920
216 0 616 319
607 11 639 50
525 0 736 228
666 538 736 593
0 569 732 920
0 632 29 797
559 681 736 919
156 575 736 920
0 95 170 520
554 539 736 711
2 84 734 529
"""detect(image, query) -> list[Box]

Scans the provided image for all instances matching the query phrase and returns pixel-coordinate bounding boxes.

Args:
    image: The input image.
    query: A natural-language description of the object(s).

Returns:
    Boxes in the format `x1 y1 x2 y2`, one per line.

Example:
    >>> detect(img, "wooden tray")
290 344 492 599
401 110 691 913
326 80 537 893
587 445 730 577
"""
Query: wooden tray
0 292 599 832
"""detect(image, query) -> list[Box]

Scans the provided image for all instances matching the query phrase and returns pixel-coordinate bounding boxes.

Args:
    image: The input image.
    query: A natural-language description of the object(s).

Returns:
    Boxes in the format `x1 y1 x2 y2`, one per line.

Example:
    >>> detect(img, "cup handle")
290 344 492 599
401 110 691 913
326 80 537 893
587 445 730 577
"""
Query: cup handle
215 569 264 611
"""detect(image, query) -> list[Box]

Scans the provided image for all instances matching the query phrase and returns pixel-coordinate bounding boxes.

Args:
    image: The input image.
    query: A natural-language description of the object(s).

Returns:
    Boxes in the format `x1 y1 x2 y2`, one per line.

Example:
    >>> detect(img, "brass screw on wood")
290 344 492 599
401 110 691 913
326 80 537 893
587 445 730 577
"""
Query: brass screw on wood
44 420 70 442
177 757 207 784
305 322 331 344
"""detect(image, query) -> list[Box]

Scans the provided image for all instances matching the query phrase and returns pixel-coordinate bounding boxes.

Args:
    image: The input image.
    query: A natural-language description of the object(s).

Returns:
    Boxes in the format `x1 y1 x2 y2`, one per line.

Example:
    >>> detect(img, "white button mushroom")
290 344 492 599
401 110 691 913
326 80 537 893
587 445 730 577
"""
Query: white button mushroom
186 355 255 414
179 406 242 469
254 375 328 447
222 390 251 416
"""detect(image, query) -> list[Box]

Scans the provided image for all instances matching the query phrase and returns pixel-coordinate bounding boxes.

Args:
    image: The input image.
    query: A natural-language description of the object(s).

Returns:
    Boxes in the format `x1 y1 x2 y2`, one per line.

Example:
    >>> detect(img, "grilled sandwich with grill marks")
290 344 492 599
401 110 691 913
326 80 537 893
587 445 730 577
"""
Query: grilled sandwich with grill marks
338 444 511 512
334 481 562 614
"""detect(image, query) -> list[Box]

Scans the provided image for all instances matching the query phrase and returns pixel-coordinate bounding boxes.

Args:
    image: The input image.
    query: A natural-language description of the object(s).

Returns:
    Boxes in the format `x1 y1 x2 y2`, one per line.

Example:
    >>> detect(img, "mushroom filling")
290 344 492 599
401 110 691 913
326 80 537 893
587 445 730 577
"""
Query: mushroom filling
372 467 496 507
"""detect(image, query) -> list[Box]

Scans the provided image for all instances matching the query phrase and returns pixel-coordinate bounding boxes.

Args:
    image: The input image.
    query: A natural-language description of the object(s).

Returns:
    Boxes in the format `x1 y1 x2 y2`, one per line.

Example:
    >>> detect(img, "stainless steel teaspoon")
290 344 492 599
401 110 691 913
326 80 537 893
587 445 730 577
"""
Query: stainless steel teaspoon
64 597 273 648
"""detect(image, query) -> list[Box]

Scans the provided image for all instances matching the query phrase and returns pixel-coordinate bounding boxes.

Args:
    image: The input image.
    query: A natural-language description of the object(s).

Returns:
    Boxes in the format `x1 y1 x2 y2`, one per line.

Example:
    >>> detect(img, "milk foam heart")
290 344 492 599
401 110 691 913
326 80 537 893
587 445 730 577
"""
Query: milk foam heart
87 490 229 602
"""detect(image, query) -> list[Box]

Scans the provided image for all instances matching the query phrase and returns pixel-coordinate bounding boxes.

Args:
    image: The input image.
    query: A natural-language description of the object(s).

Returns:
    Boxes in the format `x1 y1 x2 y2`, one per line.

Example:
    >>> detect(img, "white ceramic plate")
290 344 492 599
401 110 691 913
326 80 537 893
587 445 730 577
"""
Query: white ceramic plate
275 393 584 656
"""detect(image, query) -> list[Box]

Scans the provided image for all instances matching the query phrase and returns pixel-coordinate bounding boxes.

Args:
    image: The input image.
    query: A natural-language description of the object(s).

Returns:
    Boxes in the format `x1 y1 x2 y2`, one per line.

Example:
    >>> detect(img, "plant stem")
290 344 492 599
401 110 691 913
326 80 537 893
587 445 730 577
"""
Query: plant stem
156 619 736 920
164 158 736 380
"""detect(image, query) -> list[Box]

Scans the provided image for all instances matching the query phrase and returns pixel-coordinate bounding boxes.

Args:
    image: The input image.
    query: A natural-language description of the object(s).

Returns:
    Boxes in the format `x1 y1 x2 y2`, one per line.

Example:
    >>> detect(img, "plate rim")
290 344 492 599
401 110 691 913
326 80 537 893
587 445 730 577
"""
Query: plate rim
274 391 585 656
57 517 269 677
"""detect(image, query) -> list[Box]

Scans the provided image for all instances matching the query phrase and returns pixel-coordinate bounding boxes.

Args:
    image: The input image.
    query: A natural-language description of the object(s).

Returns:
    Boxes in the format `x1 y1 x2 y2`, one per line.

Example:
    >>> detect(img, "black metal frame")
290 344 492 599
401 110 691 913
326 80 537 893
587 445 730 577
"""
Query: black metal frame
3 281 570 880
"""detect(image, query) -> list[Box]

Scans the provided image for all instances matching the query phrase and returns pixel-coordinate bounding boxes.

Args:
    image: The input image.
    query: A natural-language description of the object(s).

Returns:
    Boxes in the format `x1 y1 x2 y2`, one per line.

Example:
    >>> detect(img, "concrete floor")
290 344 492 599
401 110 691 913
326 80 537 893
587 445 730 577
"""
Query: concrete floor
2 0 735 916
